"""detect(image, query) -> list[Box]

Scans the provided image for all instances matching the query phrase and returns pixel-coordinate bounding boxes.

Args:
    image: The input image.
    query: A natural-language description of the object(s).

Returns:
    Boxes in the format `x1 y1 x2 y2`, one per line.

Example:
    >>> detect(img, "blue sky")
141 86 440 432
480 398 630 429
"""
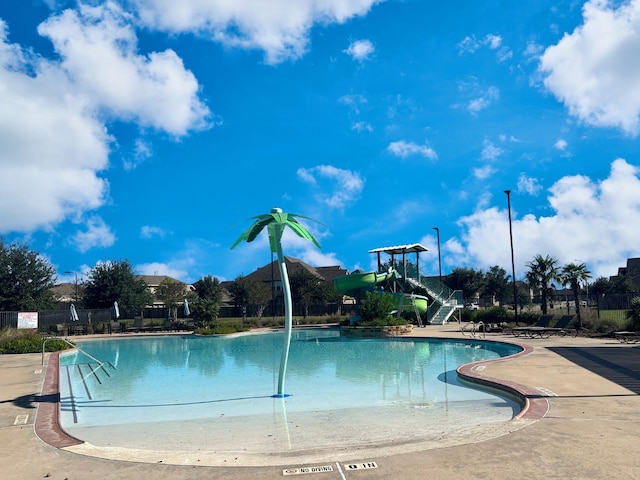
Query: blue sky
1 0 640 286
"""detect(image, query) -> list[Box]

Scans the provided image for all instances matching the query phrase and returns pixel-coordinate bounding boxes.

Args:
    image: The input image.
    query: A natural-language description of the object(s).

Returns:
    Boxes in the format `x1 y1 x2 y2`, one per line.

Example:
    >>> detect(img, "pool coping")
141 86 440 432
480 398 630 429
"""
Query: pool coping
456 343 549 421
35 336 548 460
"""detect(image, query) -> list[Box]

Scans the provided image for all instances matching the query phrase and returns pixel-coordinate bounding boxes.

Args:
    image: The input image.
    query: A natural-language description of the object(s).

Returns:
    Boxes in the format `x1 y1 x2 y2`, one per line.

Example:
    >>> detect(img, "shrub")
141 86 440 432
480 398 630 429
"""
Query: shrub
626 297 640 330
359 291 398 324
195 319 251 335
475 306 511 324
0 329 73 354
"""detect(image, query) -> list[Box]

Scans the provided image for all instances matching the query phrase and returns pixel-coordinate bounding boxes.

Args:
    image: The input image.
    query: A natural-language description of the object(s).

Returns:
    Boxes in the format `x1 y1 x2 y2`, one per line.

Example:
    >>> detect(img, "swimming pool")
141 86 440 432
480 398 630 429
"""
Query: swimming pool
59 328 523 461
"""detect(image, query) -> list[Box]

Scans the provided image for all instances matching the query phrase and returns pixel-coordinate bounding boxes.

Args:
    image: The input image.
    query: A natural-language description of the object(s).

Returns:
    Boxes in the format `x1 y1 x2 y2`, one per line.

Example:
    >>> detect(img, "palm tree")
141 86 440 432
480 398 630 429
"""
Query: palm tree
560 262 591 330
525 254 560 315
231 207 321 397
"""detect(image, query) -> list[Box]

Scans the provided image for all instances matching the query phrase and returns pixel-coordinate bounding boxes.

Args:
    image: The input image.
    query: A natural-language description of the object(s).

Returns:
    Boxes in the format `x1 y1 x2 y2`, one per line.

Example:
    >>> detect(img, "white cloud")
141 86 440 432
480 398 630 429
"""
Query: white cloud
72 216 116 253
481 139 503 160
540 0 640 136
344 39 375 61
38 3 210 136
517 174 542 195
129 0 383 64
140 225 167 239
136 262 189 281
0 20 109 233
352 121 373 132
473 165 496 180
458 34 511 61
0 5 210 237
468 86 500 114
124 138 153 171
496 46 513 62
484 34 502 49
339 93 368 114
452 158 640 279
387 140 438 160
297 165 364 210
457 35 480 54
554 138 568 151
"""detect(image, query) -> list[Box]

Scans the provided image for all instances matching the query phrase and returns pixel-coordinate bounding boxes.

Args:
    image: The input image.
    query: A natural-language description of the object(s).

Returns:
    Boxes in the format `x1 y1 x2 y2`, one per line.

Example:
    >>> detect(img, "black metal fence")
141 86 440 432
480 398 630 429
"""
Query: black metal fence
488 292 638 324
0 302 351 332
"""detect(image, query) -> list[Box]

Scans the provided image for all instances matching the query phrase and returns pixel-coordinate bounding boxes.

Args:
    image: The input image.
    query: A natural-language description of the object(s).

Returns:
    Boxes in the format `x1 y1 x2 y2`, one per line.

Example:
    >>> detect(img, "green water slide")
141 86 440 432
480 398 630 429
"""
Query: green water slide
333 270 428 314
333 270 398 294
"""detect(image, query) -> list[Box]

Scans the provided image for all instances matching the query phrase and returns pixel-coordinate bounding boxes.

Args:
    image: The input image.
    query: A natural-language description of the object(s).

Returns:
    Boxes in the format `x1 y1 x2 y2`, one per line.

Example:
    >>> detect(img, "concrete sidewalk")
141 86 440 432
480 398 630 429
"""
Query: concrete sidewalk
1 327 639 479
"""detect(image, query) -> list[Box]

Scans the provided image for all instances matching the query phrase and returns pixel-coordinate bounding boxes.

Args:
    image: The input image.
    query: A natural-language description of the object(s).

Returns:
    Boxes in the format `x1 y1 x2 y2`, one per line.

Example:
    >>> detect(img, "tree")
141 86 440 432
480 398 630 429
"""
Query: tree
560 262 591 330
232 207 321 397
0 239 56 311
445 267 484 301
589 276 611 296
248 280 272 323
229 275 252 320
525 254 560 314
482 265 510 304
155 278 186 320
83 260 152 312
190 275 223 325
289 269 325 319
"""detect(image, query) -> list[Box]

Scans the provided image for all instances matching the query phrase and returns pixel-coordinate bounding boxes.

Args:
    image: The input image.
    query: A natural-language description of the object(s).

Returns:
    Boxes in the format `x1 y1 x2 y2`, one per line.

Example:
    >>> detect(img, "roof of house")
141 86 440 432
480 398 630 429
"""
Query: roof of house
136 275 185 287
244 257 348 283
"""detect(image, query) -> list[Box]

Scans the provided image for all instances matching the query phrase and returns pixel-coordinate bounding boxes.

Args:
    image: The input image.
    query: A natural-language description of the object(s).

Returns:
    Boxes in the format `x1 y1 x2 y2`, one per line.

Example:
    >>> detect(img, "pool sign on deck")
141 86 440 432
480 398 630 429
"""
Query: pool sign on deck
346 462 379 470
283 465 334 475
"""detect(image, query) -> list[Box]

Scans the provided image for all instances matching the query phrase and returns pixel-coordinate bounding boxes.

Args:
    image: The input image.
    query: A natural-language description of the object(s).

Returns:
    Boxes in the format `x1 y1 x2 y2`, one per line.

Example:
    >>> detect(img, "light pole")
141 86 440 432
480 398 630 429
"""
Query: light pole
433 227 442 284
504 190 518 323
64 271 79 304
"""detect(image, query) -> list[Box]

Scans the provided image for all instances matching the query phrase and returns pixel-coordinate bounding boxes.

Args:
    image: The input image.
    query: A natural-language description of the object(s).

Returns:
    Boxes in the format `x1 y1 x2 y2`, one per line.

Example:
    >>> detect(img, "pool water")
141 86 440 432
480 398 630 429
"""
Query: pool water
59 328 522 457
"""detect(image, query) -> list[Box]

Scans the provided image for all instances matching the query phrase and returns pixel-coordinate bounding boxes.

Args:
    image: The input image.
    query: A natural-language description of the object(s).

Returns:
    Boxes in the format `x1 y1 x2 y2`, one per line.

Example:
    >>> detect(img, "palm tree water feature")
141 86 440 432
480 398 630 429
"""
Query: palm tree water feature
57 331 523 465
231 207 321 398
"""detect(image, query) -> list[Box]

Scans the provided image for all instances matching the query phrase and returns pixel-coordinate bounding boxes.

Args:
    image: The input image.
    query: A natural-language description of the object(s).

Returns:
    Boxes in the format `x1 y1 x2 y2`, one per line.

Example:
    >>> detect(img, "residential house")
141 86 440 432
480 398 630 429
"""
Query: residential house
610 257 640 288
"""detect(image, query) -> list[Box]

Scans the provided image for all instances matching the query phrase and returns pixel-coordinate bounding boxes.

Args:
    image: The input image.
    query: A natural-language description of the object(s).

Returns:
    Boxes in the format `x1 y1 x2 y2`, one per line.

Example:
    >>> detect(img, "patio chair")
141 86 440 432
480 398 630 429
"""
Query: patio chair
51 324 68 336
511 314 554 337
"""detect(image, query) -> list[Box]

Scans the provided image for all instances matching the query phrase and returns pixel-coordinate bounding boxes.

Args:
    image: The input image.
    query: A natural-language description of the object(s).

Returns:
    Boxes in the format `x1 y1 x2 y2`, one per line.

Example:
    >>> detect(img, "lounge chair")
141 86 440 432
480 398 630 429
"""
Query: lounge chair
126 316 146 333
614 331 640 343
511 314 554 337
536 315 577 337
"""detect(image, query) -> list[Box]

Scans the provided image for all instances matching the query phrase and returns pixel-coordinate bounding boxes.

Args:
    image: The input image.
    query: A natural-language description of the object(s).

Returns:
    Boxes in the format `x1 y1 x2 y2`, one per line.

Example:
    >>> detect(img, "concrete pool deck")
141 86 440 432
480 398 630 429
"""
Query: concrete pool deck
1 326 639 479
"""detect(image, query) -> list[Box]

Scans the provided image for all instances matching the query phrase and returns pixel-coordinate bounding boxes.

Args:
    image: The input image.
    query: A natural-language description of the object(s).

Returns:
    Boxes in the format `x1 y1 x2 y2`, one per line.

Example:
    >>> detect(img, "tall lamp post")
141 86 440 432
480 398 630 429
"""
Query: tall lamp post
504 190 518 323
433 227 442 284
64 271 79 304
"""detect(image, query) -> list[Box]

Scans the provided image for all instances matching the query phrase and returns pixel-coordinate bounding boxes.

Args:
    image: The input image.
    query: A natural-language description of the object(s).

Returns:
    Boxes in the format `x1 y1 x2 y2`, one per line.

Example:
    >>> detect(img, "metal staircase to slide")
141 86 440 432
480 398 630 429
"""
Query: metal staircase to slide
404 276 463 325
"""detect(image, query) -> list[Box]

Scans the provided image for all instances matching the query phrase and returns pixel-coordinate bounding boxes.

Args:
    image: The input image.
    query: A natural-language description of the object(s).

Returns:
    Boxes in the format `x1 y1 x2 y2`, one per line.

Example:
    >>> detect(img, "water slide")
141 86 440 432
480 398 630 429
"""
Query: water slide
333 270 428 314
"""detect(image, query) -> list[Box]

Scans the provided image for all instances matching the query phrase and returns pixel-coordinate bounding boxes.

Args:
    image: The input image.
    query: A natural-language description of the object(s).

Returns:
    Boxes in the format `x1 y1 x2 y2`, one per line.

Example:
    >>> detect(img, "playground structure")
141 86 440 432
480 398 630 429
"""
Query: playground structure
333 243 463 326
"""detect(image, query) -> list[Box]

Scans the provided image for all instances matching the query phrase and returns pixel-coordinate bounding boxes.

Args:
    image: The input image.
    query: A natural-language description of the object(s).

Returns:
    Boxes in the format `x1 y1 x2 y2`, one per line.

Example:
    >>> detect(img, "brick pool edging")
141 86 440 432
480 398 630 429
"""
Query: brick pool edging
35 352 84 448
456 343 550 421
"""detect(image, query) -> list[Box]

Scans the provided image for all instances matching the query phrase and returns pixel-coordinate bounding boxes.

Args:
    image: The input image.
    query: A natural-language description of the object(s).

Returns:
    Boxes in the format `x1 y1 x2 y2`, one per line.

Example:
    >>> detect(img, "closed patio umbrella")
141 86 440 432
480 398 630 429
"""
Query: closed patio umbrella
114 301 120 319
70 303 79 322
183 298 190 317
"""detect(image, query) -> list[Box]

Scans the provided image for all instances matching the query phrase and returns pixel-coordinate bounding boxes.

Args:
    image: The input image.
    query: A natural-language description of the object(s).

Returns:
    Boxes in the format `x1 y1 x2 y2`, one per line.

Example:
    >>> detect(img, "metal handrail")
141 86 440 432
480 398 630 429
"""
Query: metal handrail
459 320 485 339
42 337 105 380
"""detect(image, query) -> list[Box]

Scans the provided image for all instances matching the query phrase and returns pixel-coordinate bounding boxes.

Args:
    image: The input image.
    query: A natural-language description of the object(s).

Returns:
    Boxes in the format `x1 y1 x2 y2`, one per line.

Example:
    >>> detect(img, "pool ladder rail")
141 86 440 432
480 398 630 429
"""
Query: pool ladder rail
459 320 486 339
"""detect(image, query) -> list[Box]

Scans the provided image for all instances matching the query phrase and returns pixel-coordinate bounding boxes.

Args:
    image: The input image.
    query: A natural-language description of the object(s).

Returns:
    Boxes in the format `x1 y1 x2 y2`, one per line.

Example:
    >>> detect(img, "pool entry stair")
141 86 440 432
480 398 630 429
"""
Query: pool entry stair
61 361 117 423
46 339 115 425
333 243 463 325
